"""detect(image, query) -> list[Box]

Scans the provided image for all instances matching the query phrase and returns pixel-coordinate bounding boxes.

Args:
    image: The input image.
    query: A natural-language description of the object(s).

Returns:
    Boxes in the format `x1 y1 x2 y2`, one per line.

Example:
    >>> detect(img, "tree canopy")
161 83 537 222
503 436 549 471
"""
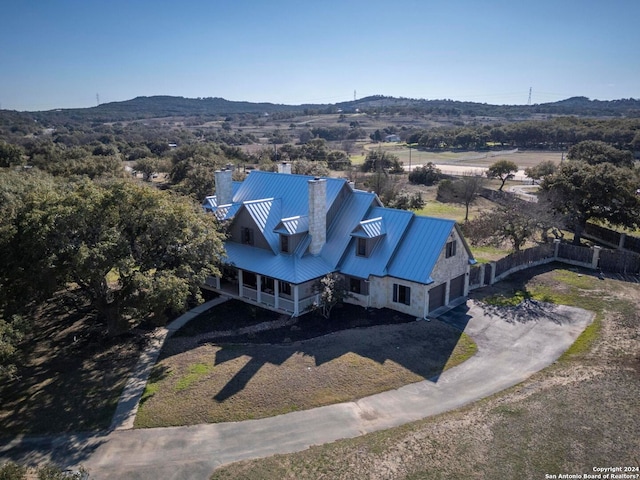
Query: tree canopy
541 161 640 245
567 140 635 167
486 160 518 191
0 173 225 336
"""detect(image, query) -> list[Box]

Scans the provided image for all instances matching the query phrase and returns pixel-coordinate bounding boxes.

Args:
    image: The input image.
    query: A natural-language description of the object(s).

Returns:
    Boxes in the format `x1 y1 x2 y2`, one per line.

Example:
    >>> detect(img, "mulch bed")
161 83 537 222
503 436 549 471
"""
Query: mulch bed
190 302 418 345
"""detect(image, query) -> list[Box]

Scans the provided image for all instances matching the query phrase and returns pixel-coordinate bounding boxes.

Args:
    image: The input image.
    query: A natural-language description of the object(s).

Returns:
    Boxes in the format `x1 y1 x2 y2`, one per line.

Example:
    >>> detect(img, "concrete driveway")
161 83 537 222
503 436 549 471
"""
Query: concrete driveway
0 300 593 479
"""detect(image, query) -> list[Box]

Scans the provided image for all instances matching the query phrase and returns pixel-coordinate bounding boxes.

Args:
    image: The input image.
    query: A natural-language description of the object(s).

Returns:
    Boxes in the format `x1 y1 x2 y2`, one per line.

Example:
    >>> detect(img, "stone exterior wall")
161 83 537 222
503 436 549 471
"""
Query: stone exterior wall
430 228 470 289
214 169 233 205
359 228 471 318
308 178 326 255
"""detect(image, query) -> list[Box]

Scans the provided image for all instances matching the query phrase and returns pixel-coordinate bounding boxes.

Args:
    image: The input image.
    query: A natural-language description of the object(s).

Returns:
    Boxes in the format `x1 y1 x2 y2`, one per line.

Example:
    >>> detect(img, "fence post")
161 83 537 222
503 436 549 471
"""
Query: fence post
479 263 486 287
553 239 561 259
619 233 626 250
591 246 601 270
489 261 496 285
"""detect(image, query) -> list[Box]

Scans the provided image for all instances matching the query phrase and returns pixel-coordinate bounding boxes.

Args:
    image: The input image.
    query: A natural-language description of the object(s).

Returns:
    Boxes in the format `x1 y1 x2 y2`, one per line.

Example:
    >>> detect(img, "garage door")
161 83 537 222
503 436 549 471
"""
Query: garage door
449 274 466 300
428 283 446 312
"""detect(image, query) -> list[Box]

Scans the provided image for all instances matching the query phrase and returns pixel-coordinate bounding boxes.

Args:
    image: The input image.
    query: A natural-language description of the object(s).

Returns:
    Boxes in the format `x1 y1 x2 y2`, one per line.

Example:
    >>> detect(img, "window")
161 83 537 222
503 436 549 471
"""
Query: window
280 234 289 253
243 272 257 288
393 284 411 305
280 282 292 296
241 227 254 246
357 237 367 257
263 277 275 294
350 277 361 294
446 240 457 258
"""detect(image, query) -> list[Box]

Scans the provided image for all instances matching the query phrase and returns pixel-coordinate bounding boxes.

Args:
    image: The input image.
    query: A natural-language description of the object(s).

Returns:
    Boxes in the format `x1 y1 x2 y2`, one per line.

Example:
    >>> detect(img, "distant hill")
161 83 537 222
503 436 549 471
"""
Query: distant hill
5 94 640 126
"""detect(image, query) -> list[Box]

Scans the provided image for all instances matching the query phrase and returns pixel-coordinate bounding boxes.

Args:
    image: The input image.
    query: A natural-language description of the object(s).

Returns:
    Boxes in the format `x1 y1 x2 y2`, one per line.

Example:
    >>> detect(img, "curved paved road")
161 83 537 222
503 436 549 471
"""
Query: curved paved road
0 300 593 479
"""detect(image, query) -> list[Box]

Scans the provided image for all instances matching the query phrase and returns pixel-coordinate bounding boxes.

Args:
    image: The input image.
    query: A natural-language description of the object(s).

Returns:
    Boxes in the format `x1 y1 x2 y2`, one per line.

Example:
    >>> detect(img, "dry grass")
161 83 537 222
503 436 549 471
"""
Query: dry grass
134 317 476 428
210 266 640 479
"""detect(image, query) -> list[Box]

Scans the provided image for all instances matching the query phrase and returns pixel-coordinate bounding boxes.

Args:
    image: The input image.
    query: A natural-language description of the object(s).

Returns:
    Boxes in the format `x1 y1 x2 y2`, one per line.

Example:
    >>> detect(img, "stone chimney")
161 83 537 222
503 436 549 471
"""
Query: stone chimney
308 178 327 255
278 162 292 174
214 169 233 206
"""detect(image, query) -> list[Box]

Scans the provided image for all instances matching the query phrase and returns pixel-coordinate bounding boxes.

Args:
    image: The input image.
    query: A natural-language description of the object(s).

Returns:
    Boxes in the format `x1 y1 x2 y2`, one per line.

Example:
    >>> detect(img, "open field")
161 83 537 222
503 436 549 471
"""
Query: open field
210 266 640 479
135 303 476 428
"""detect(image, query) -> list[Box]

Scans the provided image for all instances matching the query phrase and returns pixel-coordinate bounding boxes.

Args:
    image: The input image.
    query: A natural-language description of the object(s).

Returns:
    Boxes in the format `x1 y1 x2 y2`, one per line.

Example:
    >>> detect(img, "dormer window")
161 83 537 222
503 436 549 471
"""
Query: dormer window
280 234 289 253
351 217 385 258
241 227 254 245
357 237 368 257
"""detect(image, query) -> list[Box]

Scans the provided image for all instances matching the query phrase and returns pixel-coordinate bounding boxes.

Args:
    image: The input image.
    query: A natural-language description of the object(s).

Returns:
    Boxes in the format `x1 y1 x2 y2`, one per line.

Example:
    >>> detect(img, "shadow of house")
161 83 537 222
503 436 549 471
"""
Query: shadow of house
209 309 469 402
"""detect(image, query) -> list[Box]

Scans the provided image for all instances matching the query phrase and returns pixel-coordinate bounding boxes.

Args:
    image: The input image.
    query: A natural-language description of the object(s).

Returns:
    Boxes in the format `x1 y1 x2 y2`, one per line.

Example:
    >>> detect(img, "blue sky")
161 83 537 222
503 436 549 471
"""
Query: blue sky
2 0 638 111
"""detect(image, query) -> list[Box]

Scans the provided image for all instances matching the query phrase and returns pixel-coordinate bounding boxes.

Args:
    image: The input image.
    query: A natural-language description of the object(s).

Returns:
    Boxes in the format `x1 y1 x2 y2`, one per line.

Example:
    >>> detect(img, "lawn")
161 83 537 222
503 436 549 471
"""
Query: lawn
209 265 640 479
134 303 477 428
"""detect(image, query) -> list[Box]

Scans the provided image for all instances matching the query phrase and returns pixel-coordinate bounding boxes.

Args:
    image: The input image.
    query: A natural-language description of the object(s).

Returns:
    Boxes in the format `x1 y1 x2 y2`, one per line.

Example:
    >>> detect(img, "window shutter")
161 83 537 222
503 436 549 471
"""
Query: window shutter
393 283 398 303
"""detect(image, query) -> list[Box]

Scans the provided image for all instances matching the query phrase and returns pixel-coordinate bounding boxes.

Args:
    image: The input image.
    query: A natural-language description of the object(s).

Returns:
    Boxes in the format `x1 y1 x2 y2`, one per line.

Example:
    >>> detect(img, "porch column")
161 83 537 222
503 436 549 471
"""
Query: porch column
293 284 300 316
238 269 244 298
274 279 280 309
256 274 262 303
215 276 221 289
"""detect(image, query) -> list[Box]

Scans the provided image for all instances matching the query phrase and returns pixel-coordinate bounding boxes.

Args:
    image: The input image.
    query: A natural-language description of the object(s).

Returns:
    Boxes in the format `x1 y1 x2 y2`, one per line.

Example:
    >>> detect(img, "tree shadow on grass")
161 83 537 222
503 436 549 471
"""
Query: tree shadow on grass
0 431 108 472
0 290 143 438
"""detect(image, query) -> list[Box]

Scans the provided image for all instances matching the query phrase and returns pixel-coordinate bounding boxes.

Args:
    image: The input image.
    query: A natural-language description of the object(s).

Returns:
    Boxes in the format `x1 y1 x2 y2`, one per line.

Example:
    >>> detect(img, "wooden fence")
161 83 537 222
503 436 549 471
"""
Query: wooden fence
469 240 640 291
582 222 640 255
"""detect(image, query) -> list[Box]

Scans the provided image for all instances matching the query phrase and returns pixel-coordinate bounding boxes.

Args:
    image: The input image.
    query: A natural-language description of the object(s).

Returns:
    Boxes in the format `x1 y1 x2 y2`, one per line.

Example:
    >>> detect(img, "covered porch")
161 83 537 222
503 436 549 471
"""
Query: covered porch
204 267 320 317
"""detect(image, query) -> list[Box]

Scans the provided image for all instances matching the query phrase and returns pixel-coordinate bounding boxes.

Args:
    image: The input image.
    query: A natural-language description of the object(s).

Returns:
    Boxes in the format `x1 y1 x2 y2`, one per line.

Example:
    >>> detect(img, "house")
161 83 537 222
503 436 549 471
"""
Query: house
384 134 401 142
203 167 475 318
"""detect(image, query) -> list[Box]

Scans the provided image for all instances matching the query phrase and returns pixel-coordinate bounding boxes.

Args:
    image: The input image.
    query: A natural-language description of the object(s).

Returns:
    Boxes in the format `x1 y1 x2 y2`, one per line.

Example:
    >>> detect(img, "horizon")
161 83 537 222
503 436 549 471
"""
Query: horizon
8 93 640 114
2 0 639 112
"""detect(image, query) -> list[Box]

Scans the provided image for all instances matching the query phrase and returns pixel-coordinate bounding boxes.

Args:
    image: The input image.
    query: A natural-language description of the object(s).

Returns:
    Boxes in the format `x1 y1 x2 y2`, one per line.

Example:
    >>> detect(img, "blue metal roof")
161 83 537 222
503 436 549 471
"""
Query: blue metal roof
223 241 334 284
232 171 346 218
339 207 414 279
243 198 282 254
213 203 240 221
351 217 385 238
274 216 309 235
320 190 379 268
206 171 465 286
387 216 456 284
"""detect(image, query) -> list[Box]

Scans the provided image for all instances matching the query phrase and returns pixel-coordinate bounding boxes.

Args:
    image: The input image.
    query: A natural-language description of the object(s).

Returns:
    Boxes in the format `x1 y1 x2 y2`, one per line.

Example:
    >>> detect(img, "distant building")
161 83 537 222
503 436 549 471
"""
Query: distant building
203 168 475 318
384 134 401 142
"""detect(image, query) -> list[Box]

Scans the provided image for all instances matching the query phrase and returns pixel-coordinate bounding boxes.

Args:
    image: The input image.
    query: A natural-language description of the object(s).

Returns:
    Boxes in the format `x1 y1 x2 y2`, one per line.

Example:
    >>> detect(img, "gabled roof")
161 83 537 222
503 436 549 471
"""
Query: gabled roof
243 198 282 254
274 216 309 235
351 217 385 238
